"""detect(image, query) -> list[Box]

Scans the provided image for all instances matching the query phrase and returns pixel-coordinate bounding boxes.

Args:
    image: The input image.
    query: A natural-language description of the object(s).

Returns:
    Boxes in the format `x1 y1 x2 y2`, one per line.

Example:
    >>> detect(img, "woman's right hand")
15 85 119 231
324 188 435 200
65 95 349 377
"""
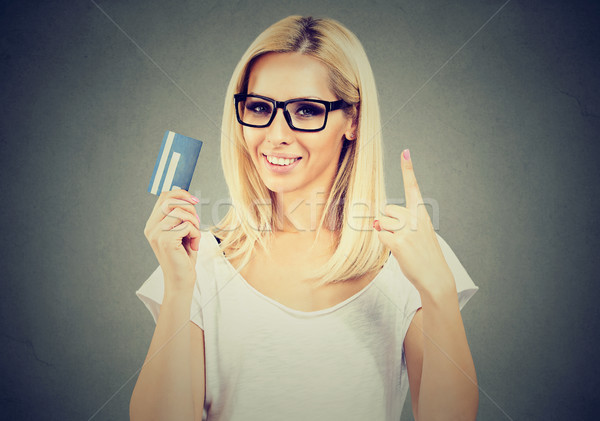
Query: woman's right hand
144 188 202 294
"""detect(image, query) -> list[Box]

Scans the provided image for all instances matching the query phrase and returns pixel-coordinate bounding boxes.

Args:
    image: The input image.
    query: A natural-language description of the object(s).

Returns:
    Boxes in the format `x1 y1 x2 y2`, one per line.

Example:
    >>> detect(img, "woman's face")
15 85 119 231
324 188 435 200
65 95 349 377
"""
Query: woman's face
242 52 355 197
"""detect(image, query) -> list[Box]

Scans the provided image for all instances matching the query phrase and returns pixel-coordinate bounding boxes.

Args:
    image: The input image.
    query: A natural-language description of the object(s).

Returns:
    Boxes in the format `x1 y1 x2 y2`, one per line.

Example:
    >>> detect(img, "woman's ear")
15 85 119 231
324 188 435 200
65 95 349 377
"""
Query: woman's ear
345 118 358 140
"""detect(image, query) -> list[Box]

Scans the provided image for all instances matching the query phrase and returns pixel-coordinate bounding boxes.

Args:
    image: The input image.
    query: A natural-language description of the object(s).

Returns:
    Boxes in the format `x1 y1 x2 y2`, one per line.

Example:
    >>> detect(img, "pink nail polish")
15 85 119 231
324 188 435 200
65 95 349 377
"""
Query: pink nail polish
403 149 410 161
190 195 200 203
196 214 201 225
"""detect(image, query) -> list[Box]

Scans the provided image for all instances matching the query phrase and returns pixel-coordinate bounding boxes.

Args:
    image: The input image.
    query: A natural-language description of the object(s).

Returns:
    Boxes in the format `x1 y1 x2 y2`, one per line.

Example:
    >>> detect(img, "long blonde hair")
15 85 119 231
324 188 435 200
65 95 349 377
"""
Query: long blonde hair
212 16 389 287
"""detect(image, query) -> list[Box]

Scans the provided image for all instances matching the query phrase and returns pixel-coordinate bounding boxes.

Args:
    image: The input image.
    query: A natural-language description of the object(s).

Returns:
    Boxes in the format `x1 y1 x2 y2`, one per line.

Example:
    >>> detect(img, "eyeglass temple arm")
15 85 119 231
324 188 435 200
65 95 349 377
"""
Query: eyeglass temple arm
329 99 349 111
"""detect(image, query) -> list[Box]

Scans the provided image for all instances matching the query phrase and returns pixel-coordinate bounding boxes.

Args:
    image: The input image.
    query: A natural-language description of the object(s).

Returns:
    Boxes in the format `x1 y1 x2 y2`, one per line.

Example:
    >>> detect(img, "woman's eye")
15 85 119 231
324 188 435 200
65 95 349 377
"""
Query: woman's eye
294 103 324 118
246 101 272 114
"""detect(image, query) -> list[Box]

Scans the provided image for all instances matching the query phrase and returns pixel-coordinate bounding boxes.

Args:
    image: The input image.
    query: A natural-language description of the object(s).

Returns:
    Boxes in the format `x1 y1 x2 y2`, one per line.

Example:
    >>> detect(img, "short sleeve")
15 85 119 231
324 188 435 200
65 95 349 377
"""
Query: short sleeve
405 233 479 319
135 265 204 329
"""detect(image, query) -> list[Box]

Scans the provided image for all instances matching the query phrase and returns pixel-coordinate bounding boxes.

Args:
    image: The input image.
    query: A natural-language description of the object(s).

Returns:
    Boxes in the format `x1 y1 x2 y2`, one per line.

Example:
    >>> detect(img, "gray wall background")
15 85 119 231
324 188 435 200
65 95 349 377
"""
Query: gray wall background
1 0 599 420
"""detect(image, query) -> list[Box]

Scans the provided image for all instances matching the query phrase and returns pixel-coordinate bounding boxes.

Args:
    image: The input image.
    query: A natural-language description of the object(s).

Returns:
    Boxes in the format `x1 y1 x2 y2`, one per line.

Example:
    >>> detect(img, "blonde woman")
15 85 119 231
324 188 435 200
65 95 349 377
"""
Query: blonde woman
132 16 479 421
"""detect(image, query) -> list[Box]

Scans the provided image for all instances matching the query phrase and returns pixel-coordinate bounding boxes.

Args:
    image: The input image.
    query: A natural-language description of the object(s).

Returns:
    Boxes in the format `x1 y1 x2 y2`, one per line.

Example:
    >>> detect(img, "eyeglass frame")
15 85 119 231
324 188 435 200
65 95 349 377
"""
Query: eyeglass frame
234 93 351 132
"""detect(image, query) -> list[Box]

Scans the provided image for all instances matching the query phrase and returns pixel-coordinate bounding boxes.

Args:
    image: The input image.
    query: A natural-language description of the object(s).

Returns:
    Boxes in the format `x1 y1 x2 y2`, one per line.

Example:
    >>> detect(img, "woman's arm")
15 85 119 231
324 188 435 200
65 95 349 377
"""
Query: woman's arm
405 287 478 421
130 290 206 421
131 188 205 420
374 150 478 420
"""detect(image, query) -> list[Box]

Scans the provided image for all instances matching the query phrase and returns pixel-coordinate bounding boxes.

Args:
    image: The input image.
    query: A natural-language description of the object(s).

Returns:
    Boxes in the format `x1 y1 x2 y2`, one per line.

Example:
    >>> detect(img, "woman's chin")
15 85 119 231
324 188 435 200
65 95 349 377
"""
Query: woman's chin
258 175 295 194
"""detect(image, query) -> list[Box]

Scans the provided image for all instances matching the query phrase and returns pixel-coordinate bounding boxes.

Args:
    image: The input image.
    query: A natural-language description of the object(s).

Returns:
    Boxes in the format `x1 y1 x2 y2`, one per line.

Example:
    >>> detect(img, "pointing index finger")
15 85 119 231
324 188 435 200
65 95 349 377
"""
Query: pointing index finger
401 149 424 214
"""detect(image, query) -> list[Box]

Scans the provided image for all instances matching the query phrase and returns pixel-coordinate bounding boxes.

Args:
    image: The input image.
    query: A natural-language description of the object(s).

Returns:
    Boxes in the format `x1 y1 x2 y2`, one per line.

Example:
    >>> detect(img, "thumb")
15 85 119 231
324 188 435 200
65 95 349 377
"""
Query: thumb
184 236 198 259
180 224 201 254
191 234 201 252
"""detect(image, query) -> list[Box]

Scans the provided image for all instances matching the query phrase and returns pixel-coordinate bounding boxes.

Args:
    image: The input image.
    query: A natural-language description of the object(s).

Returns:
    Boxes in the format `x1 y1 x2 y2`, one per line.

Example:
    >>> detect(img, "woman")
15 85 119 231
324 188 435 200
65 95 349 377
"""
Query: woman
132 15 479 420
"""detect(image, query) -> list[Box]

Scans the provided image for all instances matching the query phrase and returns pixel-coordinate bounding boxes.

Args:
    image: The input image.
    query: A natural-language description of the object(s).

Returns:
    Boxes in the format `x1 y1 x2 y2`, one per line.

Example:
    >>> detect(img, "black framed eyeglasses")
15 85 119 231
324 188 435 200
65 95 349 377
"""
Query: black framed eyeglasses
234 93 350 132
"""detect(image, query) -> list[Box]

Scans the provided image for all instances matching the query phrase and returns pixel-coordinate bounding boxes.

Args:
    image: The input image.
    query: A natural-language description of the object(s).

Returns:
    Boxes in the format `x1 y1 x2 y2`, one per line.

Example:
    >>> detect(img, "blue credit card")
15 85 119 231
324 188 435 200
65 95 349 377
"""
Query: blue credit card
147 130 203 195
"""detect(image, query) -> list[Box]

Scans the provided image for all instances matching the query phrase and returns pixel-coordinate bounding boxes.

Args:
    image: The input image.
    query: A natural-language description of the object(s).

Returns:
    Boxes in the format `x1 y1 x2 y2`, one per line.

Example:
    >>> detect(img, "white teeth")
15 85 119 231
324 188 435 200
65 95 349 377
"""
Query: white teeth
266 155 299 166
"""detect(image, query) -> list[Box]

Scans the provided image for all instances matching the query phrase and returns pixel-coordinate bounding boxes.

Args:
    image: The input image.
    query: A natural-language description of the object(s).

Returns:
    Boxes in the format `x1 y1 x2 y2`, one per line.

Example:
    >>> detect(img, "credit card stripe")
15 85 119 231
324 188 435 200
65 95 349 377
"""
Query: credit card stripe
150 130 175 194
162 152 181 193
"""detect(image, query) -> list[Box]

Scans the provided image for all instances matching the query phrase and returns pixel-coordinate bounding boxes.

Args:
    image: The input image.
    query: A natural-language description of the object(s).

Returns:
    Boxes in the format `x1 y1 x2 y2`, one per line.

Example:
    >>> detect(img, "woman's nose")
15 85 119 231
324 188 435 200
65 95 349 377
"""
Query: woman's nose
265 108 294 144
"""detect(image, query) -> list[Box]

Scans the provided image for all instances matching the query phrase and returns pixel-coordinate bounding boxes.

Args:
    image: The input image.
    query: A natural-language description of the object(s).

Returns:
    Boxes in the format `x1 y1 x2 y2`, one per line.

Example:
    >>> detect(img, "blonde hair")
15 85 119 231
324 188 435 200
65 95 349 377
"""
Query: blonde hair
211 16 389 287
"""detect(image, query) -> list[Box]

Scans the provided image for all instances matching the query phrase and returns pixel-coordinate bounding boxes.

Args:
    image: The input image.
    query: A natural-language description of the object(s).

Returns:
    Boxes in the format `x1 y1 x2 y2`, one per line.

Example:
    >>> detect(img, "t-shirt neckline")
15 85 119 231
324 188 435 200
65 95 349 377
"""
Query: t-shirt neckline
207 233 389 317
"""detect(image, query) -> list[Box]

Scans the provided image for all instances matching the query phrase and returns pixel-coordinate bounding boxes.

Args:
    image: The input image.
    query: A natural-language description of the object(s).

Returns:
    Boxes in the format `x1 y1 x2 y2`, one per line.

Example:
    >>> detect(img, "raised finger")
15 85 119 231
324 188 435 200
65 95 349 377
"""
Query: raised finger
401 149 424 215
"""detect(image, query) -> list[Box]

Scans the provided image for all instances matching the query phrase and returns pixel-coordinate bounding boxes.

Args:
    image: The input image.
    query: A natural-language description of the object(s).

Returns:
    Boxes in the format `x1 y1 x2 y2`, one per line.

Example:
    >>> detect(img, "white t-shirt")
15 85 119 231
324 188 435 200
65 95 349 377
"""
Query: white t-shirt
136 232 478 421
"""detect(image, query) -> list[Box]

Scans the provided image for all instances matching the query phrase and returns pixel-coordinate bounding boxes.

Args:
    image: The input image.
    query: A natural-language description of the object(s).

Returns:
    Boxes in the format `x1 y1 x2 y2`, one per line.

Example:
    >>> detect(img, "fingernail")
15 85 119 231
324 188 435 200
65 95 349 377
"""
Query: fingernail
373 219 381 231
190 195 199 203
403 149 410 161
196 214 201 225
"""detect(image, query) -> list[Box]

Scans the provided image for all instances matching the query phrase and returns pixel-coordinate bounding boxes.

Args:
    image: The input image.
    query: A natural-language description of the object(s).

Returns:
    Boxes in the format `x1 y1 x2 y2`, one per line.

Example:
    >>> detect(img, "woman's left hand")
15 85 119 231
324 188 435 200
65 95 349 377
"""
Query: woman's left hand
374 149 456 296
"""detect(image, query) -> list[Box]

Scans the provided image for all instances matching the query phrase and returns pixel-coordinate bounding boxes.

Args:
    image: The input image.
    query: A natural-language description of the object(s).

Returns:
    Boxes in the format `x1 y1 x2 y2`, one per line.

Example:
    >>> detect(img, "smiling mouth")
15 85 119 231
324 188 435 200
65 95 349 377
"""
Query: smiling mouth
263 154 301 166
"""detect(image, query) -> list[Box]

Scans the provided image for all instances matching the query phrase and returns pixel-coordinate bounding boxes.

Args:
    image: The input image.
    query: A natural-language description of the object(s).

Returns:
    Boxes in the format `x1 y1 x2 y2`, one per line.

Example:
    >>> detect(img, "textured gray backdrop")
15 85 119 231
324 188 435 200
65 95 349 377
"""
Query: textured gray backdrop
1 0 599 420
